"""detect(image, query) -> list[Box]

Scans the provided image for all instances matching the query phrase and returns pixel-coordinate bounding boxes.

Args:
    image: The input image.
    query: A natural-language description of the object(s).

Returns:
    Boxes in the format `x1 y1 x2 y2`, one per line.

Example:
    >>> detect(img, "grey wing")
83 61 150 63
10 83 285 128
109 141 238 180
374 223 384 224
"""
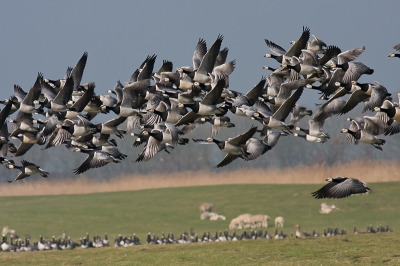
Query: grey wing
103 116 127 127
244 138 270 161
363 116 387 136
175 111 201 127
41 79 57 101
327 179 367 198
341 62 372 84
71 52 88 88
70 82 95 112
264 39 286 56
14 143 35 157
14 85 27 102
273 86 304 122
228 126 257 145
337 46 365 65
197 34 223 75
215 47 229 67
138 54 157 81
125 115 142 132
313 98 346 122
245 77 266 103
193 38 207 70
264 130 283 148
384 120 400 136
164 122 180 144
255 100 273 117
213 60 236 76
216 153 240 168
201 77 225 106
363 82 388 113
311 182 337 199
338 90 370 115
136 136 161 162
285 26 310 57
51 128 72 147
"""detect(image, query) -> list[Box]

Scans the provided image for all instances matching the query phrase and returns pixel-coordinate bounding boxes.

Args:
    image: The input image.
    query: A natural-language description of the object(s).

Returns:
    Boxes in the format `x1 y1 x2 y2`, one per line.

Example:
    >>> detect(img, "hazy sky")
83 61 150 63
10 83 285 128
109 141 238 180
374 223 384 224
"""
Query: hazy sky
1 1 399 109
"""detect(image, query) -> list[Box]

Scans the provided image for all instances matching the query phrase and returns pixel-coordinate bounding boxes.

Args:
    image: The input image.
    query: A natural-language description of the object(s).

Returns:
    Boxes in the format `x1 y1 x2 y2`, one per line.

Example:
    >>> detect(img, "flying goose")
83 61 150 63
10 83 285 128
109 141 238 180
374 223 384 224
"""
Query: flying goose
192 126 257 168
255 85 304 131
175 77 226 126
193 34 224 84
45 52 88 91
295 119 330 139
341 116 387 150
71 146 121 175
7 160 49 182
388 43 400 58
311 177 371 199
18 73 43 114
293 132 327 143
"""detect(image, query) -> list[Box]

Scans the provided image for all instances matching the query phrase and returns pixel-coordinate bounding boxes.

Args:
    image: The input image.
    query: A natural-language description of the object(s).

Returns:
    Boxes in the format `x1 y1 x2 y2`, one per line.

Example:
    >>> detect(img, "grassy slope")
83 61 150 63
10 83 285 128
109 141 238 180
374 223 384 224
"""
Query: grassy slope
0 182 398 244
1 233 400 265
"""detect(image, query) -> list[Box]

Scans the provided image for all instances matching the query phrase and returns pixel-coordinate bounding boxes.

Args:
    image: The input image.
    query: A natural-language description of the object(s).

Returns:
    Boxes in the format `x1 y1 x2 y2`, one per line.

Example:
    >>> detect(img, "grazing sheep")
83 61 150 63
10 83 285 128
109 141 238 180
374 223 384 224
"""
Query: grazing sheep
199 203 214 213
229 213 252 230
244 214 270 228
275 216 285 228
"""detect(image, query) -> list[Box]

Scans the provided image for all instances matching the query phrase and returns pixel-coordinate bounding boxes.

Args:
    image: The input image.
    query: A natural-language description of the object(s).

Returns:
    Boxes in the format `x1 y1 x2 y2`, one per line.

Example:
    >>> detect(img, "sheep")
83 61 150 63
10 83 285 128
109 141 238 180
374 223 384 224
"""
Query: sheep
244 214 270 228
201 211 226 220
200 211 212 220
320 203 340 214
229 213 251 230
199 203 214 213
209 214 226 221
275 216 284 228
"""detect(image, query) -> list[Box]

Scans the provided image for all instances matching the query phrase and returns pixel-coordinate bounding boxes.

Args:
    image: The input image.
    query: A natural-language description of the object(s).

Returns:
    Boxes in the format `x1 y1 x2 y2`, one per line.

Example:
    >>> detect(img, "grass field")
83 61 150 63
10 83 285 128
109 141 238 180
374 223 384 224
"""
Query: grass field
1 233 400 265
0 182 399 265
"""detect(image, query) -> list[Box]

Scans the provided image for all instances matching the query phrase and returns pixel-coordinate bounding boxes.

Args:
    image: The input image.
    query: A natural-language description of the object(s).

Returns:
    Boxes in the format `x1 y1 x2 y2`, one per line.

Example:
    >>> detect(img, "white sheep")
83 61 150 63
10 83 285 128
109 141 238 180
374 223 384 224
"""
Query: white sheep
199 203 214 213
319 203 339 214
244 214 269 228
229 213 251 230
209 214 226 221
274 216 284 228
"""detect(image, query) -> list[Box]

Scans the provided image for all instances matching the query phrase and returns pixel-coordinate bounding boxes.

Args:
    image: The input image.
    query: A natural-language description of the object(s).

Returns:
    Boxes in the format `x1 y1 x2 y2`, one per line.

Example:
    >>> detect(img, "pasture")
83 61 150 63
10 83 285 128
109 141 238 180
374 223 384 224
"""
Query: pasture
0 181 399 265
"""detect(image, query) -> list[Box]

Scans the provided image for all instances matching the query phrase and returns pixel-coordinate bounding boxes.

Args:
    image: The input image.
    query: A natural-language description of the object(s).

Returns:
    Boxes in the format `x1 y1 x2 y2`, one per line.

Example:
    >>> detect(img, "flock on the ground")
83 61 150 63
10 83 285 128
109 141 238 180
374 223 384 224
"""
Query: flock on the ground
1 26 400 198
0 223 393 252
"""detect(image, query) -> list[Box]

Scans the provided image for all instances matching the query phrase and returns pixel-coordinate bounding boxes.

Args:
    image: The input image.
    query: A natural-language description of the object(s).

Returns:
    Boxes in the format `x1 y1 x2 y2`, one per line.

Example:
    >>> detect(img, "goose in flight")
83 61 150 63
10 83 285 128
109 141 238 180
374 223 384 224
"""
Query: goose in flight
311 177 371 199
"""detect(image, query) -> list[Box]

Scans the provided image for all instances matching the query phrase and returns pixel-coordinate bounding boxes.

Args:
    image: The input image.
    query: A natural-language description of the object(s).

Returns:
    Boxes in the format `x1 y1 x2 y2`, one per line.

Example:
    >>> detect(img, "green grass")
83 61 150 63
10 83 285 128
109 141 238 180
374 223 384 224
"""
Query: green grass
0 182 399 265
1 233 400 265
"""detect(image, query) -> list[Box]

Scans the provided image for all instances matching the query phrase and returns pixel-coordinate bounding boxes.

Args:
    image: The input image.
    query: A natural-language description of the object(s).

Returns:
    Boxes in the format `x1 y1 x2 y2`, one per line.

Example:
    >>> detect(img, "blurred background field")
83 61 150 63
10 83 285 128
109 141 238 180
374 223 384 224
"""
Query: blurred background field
1 181 398 244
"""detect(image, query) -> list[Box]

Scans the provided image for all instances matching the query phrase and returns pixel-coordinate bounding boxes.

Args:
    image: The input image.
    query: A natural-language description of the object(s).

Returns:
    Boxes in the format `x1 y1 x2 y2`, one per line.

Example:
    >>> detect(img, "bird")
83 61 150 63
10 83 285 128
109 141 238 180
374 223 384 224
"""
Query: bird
311 177 371 199
6 160 49 183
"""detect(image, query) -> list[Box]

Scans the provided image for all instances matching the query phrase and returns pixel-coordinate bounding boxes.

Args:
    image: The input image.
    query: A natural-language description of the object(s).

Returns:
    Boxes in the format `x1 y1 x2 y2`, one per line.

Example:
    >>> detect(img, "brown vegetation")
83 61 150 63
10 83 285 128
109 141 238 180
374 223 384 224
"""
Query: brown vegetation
0 160 399 197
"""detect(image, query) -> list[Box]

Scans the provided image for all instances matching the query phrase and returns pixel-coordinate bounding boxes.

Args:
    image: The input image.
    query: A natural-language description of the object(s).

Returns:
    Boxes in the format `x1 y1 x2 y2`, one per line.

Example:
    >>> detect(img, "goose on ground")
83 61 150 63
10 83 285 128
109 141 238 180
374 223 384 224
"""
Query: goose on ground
311 177 371 199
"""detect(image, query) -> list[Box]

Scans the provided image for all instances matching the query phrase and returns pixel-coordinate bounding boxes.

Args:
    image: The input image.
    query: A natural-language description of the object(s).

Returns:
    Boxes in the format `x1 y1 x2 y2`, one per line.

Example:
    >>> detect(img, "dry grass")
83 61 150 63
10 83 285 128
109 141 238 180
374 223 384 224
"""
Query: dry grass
1 160 399 197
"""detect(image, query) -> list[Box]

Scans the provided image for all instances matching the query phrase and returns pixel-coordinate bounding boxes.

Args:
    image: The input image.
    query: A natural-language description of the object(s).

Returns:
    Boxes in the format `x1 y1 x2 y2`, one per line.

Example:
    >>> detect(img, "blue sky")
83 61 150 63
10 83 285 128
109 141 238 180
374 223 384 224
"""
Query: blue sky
0 1 399 108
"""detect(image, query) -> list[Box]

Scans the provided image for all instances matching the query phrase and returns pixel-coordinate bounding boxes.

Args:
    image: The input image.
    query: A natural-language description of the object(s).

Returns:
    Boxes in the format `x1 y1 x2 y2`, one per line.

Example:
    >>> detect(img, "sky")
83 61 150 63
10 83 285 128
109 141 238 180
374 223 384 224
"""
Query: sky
1 1 399 110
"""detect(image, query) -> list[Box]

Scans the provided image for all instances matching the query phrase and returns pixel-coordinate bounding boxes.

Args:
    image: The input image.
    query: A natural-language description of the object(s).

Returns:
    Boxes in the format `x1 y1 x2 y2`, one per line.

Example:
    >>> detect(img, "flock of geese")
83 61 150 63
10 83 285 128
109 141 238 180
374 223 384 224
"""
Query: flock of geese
0 224 393 252
0 26 399 198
